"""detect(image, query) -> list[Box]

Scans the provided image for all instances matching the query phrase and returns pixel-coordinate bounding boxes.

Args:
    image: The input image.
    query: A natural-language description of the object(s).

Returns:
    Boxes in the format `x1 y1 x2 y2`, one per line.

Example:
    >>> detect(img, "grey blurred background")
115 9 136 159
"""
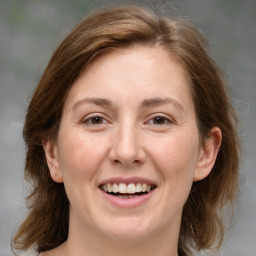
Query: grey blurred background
0 0 255 255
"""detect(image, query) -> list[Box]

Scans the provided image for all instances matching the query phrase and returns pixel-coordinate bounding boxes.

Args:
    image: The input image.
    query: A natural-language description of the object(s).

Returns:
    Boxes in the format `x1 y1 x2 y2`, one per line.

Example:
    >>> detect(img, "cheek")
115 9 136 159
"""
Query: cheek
149 130 199 185
57 132 105 182
56 131 110 215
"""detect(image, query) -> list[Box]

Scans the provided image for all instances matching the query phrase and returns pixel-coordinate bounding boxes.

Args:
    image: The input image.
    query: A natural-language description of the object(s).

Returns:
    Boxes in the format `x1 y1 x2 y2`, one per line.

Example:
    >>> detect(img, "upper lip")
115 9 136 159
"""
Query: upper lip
99 176 157 186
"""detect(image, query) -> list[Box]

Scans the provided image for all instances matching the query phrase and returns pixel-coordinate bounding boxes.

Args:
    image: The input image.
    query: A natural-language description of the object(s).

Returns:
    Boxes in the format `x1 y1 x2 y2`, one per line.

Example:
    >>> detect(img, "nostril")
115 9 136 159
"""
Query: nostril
109 141 146 166
112 158 141 166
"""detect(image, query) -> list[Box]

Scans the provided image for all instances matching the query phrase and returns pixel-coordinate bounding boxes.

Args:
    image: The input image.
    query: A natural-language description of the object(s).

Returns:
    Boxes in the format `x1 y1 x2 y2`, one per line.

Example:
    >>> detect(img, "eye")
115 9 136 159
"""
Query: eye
152 116 170 125
146 115 173 125
83 115 108 125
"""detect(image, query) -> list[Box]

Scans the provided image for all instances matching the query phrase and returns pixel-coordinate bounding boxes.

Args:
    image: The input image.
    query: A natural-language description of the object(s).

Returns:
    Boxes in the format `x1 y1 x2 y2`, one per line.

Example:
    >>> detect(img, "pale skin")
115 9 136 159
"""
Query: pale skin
42 46 222 256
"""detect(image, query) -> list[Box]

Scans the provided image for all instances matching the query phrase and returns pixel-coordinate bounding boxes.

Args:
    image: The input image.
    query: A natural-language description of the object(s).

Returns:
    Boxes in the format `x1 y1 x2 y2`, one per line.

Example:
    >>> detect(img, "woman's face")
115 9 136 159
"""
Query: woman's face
45 46 214 243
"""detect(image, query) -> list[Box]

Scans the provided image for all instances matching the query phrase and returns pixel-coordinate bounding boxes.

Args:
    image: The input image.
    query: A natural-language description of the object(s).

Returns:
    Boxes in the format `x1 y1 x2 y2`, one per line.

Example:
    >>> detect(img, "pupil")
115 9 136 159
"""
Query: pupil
92 117 102 124
154 117 164 124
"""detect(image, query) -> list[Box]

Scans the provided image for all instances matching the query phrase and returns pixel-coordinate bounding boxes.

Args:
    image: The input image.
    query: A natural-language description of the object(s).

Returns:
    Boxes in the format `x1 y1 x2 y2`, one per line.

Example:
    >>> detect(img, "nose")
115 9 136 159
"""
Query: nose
109 122 146 167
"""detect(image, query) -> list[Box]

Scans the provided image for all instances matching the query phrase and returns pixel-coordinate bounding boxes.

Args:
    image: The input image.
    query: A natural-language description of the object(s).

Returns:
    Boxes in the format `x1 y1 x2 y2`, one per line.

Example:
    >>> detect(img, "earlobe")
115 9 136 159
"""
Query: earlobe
194 127 222 182
42 139 63 183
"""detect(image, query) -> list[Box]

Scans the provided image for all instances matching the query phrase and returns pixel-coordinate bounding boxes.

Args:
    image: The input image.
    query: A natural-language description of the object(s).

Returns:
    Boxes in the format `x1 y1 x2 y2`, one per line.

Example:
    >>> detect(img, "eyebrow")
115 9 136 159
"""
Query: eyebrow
141 97 184 110
72 97 112 111
72 97 184 111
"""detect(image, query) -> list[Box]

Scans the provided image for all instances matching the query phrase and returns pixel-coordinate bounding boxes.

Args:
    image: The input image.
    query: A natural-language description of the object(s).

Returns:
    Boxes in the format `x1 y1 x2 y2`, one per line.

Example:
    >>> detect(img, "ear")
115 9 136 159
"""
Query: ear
194 127 222 182
42 139 63 183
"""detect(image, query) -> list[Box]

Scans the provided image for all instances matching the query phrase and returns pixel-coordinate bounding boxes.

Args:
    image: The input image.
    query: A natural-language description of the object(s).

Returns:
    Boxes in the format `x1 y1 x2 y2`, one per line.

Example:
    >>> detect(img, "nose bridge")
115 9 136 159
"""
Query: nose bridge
110 118 144 166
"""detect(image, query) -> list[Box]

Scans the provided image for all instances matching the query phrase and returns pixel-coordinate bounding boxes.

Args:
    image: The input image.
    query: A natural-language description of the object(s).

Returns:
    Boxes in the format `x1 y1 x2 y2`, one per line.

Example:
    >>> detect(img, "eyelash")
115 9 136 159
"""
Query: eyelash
82 114 109 125
146 115 173 125
82 114 173 127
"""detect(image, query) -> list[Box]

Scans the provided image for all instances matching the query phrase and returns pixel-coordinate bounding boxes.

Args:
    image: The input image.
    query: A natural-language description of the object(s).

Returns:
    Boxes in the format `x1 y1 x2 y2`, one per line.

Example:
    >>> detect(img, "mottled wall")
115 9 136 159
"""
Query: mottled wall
0 1 255 255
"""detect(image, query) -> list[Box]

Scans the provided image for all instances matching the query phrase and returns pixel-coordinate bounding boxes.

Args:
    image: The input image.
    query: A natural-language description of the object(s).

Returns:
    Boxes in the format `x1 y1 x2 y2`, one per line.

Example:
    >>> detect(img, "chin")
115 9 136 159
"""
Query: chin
99 216 155 242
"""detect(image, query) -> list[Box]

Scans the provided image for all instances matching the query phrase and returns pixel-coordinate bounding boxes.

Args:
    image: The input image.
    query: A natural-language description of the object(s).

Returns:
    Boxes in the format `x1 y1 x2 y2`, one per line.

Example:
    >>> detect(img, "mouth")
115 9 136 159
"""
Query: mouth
99 182 157 199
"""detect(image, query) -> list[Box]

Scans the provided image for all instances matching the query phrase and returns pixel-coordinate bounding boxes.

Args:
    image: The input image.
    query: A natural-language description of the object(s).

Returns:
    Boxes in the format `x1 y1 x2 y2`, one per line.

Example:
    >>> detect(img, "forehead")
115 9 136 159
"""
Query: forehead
64 46 193 111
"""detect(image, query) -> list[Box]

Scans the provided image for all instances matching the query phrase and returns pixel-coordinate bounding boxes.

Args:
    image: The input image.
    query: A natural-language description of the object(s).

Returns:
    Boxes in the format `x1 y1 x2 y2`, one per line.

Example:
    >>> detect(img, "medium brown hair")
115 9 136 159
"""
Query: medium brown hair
12 5 240 255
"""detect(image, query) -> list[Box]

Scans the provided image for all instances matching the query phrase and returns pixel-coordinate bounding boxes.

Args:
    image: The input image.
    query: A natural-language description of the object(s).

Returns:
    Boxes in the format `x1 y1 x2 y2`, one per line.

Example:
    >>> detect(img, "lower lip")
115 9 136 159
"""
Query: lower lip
99 189 156 208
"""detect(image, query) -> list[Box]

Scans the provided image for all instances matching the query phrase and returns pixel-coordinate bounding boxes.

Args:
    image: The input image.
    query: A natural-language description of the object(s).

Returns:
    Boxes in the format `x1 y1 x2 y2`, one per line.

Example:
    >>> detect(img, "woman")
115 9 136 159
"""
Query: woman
12 5 240 256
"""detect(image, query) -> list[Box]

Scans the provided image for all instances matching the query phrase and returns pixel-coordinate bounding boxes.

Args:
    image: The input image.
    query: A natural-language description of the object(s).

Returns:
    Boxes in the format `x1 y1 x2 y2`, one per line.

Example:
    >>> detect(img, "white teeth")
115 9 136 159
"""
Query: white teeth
107 183 113 193
135 183 141 192
119 183 127 193
127 183 136 194
112 183 118 193
101 182 155 194
142 183 147 192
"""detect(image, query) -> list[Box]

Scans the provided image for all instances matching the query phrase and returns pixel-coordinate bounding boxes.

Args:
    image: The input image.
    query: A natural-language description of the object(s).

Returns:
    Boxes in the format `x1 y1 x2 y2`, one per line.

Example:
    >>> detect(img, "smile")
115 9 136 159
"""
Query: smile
100 183 156 199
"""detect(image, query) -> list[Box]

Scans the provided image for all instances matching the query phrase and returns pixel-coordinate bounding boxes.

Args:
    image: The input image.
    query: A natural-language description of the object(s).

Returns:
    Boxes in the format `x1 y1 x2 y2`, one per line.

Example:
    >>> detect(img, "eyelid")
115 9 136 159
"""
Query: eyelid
145 114 175 125
81 113 175 126
82 113 110 125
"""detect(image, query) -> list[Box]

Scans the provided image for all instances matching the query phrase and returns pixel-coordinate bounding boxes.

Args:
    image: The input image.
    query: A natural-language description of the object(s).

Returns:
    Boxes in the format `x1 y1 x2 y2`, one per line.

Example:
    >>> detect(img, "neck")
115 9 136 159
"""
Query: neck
60 213 180 256
64 234 179 256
